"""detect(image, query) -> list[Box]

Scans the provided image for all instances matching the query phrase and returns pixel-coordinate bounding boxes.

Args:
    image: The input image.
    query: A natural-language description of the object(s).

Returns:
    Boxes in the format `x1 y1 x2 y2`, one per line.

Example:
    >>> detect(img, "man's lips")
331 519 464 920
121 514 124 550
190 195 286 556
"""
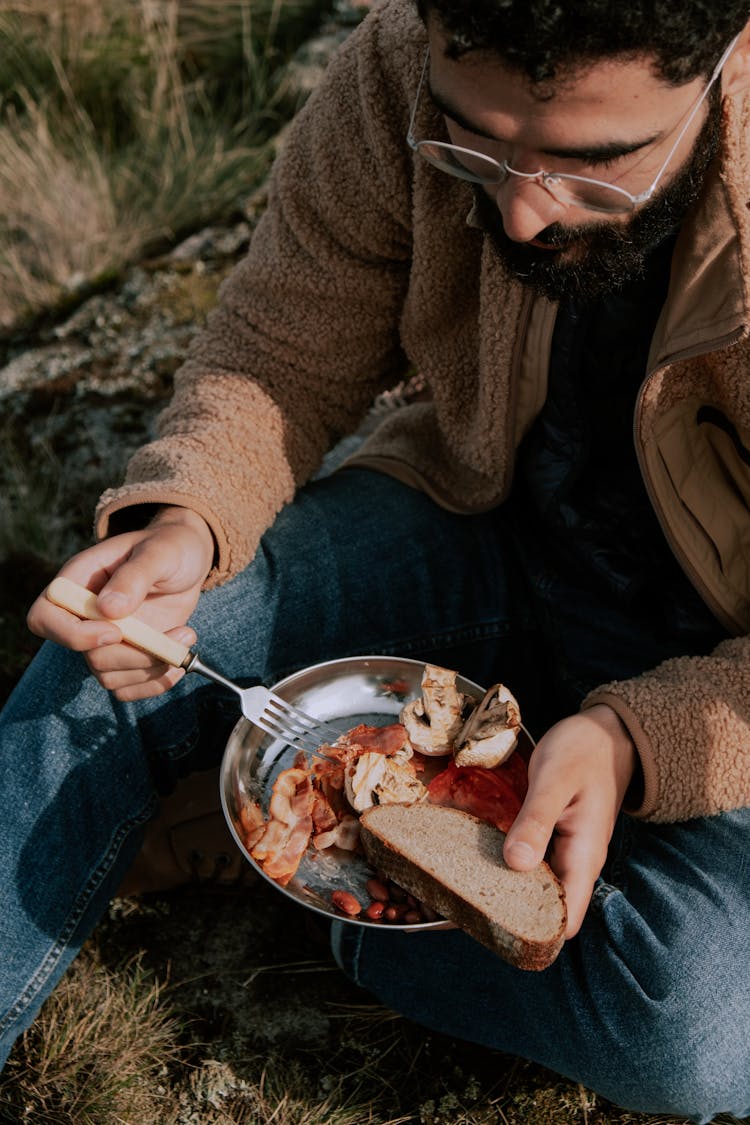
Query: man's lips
528 236 568 251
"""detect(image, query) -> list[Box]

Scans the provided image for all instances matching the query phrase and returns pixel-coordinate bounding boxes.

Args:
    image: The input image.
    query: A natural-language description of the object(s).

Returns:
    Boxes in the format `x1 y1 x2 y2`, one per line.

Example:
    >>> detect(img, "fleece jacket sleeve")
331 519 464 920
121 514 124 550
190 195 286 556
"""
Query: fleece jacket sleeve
95 3 418 584
582 635 750 822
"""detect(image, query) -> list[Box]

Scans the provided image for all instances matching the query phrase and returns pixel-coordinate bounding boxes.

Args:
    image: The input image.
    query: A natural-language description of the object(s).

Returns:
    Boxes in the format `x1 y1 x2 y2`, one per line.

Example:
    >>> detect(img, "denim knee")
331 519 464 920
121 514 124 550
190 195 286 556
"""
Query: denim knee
615 1002 750 1122
332 918 750 1124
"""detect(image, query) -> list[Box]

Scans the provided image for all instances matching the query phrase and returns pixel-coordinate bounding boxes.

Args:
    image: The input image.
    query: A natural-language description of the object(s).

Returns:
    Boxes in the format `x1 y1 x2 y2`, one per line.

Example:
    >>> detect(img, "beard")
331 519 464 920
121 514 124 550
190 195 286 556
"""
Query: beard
475 90 723 302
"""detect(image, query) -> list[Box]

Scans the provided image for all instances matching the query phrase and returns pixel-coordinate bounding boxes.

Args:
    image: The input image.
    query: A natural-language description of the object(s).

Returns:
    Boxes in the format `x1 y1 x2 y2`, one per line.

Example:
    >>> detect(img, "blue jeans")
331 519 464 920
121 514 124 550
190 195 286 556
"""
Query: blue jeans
1 468 748 1122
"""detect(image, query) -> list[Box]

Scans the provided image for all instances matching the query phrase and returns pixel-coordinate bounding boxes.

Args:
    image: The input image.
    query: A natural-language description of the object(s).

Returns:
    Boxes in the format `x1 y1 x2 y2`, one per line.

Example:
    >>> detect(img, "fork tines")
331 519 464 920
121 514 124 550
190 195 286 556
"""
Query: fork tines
261 696 343 752
255 715 321 753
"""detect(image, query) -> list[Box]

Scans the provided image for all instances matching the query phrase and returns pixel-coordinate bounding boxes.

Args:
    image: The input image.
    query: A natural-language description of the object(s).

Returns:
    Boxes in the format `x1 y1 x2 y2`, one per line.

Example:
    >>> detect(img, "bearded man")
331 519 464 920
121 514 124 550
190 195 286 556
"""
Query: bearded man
5 1 750 1118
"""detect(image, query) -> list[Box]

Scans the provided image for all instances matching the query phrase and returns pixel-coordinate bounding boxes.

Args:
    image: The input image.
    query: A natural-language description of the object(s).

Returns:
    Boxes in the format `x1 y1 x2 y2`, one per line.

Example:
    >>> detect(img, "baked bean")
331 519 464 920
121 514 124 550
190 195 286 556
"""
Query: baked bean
359 875 445 927
331 890 362 916
365 878 390 902
385 903 412 922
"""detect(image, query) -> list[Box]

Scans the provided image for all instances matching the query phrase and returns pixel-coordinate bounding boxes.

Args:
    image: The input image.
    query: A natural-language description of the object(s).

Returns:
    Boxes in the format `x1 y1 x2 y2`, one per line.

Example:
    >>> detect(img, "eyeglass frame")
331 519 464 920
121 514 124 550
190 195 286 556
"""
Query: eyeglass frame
406 33 740 214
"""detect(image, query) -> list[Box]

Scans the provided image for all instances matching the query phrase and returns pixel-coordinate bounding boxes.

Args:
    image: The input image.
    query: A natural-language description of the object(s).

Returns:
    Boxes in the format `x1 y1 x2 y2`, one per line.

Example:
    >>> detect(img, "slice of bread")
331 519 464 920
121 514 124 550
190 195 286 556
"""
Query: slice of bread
359 803 566 971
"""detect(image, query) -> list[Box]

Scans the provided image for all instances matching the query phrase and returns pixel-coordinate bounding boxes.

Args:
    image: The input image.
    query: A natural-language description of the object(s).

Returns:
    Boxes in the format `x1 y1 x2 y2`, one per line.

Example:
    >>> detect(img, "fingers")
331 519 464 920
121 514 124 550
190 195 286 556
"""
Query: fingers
24 515 211 708
87 658 187 701
27 594 124 650
546 815 610 938
27 533 143 644
85 625 197 699
28 517 210 649
92 540 185 620
504 801 558 871
86 624 197 671
28 539 201 702
502 712 633 939
504 787 607 938
94 512 214 619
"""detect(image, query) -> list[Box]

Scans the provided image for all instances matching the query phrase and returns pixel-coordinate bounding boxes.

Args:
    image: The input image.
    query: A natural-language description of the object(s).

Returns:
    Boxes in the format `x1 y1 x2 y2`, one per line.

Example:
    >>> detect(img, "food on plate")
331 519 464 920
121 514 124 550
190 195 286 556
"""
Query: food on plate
344 746 426 812
328 874 443 924
248 765 314 885
400 663 473 754
453 682 521 768
427 758 526 833
240 664 531 905
245 723 424 885
360 804 566 970
401 664 522 767
330 889 364 916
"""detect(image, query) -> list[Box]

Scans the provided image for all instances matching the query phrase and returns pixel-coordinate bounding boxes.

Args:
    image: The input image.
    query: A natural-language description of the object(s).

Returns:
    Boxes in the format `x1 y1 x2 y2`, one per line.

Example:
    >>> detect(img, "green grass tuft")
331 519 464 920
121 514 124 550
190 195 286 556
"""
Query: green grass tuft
0 0 333 331
0 947 185 1125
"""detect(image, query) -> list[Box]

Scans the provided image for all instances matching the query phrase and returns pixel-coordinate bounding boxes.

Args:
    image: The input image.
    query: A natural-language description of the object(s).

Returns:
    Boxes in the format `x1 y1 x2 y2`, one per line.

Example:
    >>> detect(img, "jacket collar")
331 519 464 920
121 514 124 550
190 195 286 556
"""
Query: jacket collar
651 91 750 366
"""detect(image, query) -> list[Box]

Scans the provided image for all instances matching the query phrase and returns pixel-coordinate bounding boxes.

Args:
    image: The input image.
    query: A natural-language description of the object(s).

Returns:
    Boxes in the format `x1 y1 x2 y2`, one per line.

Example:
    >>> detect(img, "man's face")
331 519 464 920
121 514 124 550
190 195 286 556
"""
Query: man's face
426 26 724 301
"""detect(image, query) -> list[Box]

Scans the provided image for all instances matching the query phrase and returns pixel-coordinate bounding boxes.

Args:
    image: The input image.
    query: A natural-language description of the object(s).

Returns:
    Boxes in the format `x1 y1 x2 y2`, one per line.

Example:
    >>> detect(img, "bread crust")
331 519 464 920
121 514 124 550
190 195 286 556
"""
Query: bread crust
360 805 566 971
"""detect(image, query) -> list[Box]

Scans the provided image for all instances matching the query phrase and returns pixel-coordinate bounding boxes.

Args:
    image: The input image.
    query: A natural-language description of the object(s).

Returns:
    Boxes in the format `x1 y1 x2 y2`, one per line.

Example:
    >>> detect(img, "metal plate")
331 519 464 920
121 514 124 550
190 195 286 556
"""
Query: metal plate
220 655 504 932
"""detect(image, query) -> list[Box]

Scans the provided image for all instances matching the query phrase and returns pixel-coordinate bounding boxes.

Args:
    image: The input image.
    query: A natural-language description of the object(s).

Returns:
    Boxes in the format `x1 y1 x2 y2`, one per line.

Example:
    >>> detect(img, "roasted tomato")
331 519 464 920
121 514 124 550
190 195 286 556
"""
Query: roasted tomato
427 754 528 833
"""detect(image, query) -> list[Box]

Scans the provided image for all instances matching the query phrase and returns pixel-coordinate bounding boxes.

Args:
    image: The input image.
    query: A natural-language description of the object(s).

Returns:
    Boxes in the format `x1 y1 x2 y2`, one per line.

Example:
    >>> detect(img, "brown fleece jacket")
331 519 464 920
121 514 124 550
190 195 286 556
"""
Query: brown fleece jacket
96 0 750 824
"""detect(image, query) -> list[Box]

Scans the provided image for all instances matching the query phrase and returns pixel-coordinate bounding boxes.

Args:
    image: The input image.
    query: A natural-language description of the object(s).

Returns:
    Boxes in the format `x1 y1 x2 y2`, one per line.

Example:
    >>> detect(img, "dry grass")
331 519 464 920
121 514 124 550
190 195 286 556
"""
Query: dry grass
0 947 184 1124
0 911 415 1125
181 1059 413 1125
1 885 744 1125
0 0 329 331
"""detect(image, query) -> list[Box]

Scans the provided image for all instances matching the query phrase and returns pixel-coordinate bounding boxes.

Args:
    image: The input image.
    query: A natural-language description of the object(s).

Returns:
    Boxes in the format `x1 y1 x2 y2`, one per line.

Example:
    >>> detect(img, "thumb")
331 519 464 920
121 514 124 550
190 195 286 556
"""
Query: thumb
95 520 211 621
95 541 174 619
503 800 558 872
503 834 543 871
96 571 153 620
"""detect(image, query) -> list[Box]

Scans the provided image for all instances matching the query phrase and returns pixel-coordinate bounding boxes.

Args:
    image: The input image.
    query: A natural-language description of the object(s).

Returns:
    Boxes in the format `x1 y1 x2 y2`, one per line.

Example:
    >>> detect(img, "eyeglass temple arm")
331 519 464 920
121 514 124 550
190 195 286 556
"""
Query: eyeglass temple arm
632 31 740 204
407 49 431 148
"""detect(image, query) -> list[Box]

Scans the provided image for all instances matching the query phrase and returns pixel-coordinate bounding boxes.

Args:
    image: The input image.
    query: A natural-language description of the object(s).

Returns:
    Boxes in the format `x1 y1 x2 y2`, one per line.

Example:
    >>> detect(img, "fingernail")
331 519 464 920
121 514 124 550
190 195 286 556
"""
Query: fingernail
97 631 121 646
99 591 128 615
505 840 536 867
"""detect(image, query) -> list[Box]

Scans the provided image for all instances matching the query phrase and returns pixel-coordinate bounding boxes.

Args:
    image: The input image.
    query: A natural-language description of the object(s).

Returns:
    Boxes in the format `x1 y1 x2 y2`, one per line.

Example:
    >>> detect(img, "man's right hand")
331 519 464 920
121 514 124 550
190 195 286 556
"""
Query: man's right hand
27 506 216 700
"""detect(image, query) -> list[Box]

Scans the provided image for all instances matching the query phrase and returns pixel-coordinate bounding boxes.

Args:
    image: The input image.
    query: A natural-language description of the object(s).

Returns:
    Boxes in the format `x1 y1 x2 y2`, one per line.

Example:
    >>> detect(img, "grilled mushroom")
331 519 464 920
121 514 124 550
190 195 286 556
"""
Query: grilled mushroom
400 664 473 756
453 683 521 768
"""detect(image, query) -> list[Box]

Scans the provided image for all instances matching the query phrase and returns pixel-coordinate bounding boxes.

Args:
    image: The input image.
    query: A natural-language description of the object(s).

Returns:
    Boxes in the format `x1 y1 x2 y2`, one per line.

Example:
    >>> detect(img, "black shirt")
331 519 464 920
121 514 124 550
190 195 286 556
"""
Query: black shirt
512 237 727 649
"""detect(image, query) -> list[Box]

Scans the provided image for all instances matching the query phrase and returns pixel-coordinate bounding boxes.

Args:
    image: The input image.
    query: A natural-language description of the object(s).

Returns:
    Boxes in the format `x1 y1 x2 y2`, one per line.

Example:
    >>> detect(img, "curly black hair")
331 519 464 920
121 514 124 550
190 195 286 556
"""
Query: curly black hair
416 0 749 84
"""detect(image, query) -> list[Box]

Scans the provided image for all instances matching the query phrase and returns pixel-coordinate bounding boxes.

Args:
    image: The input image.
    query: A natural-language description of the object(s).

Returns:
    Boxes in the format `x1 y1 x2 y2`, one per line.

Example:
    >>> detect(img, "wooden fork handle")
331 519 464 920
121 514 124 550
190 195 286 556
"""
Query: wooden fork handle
46 576 192 669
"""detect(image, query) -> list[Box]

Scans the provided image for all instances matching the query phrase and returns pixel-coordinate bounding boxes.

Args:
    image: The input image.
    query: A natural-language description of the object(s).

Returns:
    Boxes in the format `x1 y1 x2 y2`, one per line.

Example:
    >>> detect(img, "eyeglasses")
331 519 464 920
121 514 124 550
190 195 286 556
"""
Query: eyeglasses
407 34 739 214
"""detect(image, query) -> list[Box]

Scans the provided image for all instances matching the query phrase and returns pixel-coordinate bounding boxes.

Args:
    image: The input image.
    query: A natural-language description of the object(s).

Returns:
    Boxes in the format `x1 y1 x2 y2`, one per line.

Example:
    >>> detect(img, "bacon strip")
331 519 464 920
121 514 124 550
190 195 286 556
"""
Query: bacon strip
249 723 418 885
318 723 409 764
251 767 315 886
239 800 266 850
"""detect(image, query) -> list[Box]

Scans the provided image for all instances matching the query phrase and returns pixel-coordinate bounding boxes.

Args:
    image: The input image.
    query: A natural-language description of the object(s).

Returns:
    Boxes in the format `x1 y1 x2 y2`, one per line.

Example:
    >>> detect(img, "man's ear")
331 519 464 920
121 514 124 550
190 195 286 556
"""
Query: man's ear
723 22 750 96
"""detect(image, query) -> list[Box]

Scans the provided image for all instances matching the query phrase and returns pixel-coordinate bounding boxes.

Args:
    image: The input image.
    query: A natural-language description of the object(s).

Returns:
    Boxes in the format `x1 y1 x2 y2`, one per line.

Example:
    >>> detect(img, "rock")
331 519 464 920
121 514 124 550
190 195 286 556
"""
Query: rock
0 216 255 544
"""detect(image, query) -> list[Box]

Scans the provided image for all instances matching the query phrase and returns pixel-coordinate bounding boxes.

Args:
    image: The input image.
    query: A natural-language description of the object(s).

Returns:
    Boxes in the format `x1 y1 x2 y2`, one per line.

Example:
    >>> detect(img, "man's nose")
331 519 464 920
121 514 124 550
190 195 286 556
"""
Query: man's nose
493 177 567 243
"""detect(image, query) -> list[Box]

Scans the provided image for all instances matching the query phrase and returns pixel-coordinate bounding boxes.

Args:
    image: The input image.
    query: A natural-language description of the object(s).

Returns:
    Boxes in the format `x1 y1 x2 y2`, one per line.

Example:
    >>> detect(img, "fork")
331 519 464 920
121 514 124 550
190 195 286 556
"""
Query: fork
46 577 345 757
